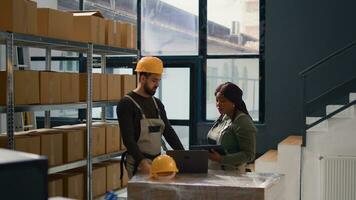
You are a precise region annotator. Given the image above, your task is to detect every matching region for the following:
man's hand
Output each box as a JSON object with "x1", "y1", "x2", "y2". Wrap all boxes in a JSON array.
[
  {"x1": 137, "y1": 159, "x2": 152, "y2": 174},
  {"x1": 208, "y1": 149, "x2": 222, "y2": 162}
]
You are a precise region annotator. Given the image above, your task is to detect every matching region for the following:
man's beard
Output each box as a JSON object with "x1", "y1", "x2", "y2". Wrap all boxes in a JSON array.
[{"x1": 143, "y1": 83, "x2": 156, "y2": 96}]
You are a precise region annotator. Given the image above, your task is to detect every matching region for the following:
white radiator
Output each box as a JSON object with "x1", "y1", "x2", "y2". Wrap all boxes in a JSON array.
[{"x1": 320, "y1": 156, "x2": 356, "y2": 200}]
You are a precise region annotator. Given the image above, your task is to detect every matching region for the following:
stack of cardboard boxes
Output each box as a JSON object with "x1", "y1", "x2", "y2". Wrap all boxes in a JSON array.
[
  {"x1": 0, "y1": 0, "x2": 137, "y2": 48},
  {"x1": 48, "y1": 160, "x2": 129, "y2": 198},
  {"x1": 0, "y1": 71, "x2": 136, "y2": 105}
]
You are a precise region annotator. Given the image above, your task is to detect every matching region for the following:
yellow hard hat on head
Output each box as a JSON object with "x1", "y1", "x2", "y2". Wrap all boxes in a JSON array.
[
  {"x1": 135, "y1": 56, "x2": 163, "y2": 75},
  {"x1": 151, "y1": 154, "x2": 178, "y2": 179}
]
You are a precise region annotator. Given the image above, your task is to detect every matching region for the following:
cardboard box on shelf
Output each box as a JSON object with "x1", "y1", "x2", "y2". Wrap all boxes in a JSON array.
[
  {"x1": 104, "y1": 160, "x2": 122, "y2": 191},
  {"x1": 37, "y1": 8, "x2": 73, "y2": 40},
  {"x1": 120, "y1": 22, "x2": 134, "y2": 49},
  {"x1": 32, "y1": 129, "x2": 63, "y2": 167},
  {"x1": 60, "y1": 72, "x2": 79, "y2": 103},
  {"x1": 0, "y1": 0, "x2": 37, "y2": 34},
  {"x1": 121, "y1": 75, "x2": 136, "y2": 97},
  {"x1": 105, "y1": 19, "x2": 115, "y2": 46},
  {"x1": 58, "y1": 171, "x2": 84, "y2": 199},
  {"x1": 114, "y1": 21, "x2": 122, "y2": 47},
  {"x1": 107, "y1": 74, "x2": 121, "y2": 100},
  {"x1": 54, "y1": 123, "x2": 105, "y2": 157},
  {"x1": 0, "y1": 70, "x2": 40, "y2": 105},
  {"x1": 105, "y1": 123, "x2": 120, "y2": 153},
  {"x1": 132, "y1": 25, "x2": 137, "y2": 49},
  {"x1": 72, "y1": 11, "x2": 105, "y2": 45},
  {"x1": 79, "y1": 73, "x2": 107, "y2": 101},
  {"x1": 25, "y1": 0, "x2": 37, "y2": 35},
  {"x1": 40, "y1": 71, "x2": 61, "y2": 104},
  {"x1": 62, "y1": 129, "x2": 85, "y2": 163},
  {"x1": 93, "y1": 165, "x2": 107, "y2": 197},
  {"x1": 48, "y1": 175, "x2": 63, "y2": 197},
  {"x1": 0, "y1": 131, "x2": 41, "y2": 155}
]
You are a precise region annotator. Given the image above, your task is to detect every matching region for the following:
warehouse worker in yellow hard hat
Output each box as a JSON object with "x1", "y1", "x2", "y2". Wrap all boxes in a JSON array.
[{"x1": 117, "y1": 56, "x2": 184, "y2": 178}]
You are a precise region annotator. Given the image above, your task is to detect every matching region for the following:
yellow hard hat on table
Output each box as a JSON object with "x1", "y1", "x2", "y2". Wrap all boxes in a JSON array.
[
  {"x1": 135, "y1": 56, "x2": 164, "y2": 75},
  {"x1": 151, "y1": 154, "x2": 178, "y2": 179}
]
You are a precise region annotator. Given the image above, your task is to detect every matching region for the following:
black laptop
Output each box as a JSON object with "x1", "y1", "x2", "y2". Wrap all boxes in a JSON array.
[{"x1": 166, "y1": 150, "x2": 208, "y2": 173}]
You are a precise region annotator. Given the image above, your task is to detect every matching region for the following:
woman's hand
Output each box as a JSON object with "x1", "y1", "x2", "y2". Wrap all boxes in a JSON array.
[{"x1": 208, "y1": 149, "x2": 222, "y2": 162}]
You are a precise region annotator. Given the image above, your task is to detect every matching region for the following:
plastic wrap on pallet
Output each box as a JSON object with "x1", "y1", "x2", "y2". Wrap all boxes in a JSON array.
[{"x1": 128, "y1": 170, "x2": 285, "y2": 200}]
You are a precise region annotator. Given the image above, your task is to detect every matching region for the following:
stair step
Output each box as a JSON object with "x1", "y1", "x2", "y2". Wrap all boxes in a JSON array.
[
  {"x1": 350, "y1": 93, "x2": 356, "y2": 102},
  {"x1": 279, "y1": 135, "x2": 302, "y2": 146},
  {"x1": 326, "y1": 105, "x2": 354, "y2": 118},
  {"x1": 257, "y1": 149, "x2": 278, "y2": 162},
  {"x1": 306, "y1": 117, "x2": 328, "y2": 132}
]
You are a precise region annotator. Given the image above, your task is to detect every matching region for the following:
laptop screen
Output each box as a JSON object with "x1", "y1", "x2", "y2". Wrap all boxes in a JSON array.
[{"x1": 166, "y1": 150, "x2": 208, "y2": 173}]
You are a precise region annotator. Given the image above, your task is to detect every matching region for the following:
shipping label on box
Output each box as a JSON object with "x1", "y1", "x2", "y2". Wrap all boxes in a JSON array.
[{"x1": 40, "y1": 71, "x2": 61, "y2": 104}]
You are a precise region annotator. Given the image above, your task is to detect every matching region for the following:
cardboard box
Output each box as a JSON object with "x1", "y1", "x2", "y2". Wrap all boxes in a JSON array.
[
  {"x1": 54, "y1": 123, "x2": 105, "y2": 157},
  {"x1": 0, "y1": 132, "x2": 40, "y2": 154},
  {"x1": 120, "y1": 22, "x2": 134, "y2": 49},
  {"x1": 132, "y1": 25, "x2": 137, "y2": 49},
  {"x1": 48, "y1": 175, "x2": 63, "y2": 197},
  {"x1": 105, "y1": 20, "x2": 122, "y2": 47},
  {"x1": 72, "y1": 11, "x2": 105, "y2": 44},
  {"x1": 37, "y1": 8, "x2": 73, "y2": 40},
  {"x1": 62, "y1": 129, "x2": 85, "y2": 163},
  {"x1": 25, "y1": 0, "x2": 37, "y2": 35},
  {"x1": 105, "y1": 19, "x2": 115, "y2": 46},
  {"x1": 40, "y1": 71, "x2": 61, "y2": 104},
  {"x1": 60, "y1": 72, "x2": 79, "y2": 103},
  {"x1": 0, "y1": 70, "x2": 40, "y2": 105},
  {"x1": 61, "y1": 171, "x2": 84, "y2": 199},
  {"x1": 107, "y1": 74, "x2": 121, "y2": 100},
  {"x1": 33, "y1": 129, "x2": 63, "y2": 167},
  {"x1": 105, "y1": 161, "x2": 121, "y2": 191},
  {"x1": 121, "y1": 75, "x2": 136, "y2": 97},
  {"x1": 79, "y1": 73, "x2": 107, "y2": 101},
  {"x1": 0, "y1": 0, "x2": 26, "y2": 34},
  {"x1": 105, "y1": 123, "x2": 120, "y2": 153},
  {"x1": 93, "y1": 165, "x2": 107, "y2": 197}
]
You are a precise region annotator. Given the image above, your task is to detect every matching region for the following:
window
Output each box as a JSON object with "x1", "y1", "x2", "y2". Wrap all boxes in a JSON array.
[
  {"x1": 206, "y1": 59, "x2": 260, "y2": 121},
  {"x1": 207, "y1": 0, "x2": 260, "y2": 55},
  {"x1": 155, "y1": 68, "x2": 190, "y2": 120},
  {"x1": 141, "y1": 0, "x2": 199, "y2": 55}
]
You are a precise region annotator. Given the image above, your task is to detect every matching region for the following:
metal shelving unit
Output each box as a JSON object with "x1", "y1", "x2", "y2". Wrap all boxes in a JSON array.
[
  {"x1": 0, "y1": 101, "x2": 119, "y2": 113},
  {"x1": 1, "y1": 31, "x2": 136, "y2": 199},
  {"x1": 48, "y1": 151, "x2": 123, "y2": 174}
]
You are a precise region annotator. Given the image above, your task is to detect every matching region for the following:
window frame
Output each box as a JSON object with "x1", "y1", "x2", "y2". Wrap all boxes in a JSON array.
[{"x1": 201, "y1": 0, "x2": 265, "y2": 124}]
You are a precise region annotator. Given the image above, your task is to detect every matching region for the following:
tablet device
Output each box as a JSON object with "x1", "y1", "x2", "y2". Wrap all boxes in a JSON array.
[
  {"x1": 190, "y1": 144, "x2": 226, "y2": 155},
  {"x1": 166, "y1": 150, "x2": 208, "y2": 173}
]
